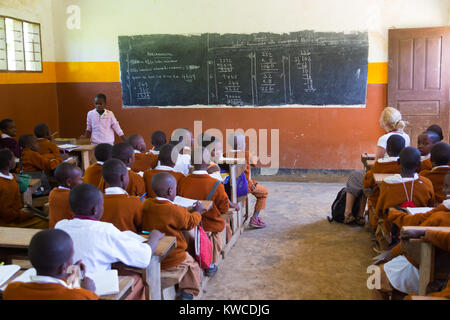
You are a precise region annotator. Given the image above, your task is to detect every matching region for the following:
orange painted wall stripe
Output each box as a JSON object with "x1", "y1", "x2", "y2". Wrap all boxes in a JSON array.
[
  {"x1": 0, "y1": 61, "x2": 387, "y2": 85},
  {"x1": 0, "y1": 62, "x2": 56, "y2": 84},
  {"x1": 55, "y1": 62, "x2": 120, "y2": 83},
  {"x1": 367, "y1": 62, "x2": 388, "y2": 84}
]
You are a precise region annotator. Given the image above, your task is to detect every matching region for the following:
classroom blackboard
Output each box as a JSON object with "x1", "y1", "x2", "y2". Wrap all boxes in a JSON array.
[{"x1": 118, "y1": 31, "x2": 368, "y2": 107}]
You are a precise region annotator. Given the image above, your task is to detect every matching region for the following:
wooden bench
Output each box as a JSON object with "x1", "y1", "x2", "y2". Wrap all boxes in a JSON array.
[
  {"x1": 160, "y1": 266, "x2": 189, "y2": 300},
  {"x1": 401, "y1": 226, "x2": 450, "y2": 296}
]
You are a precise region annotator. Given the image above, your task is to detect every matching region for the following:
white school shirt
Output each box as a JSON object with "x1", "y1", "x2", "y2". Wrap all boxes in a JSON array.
[
  {"x1": 55, "y1": 218, "x2": 151, "y2": 274},
  {"x1": 377, "y1": 131, "x2": 410, "y2": 150}
]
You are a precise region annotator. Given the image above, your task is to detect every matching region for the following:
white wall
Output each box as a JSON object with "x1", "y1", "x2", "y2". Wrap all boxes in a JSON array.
[
  {"x1": 50, "y1": 0, "x2": 450, "y2": 62},
  {"x1": 0, "y1": 0, "x2": 56, "y2": 61}
]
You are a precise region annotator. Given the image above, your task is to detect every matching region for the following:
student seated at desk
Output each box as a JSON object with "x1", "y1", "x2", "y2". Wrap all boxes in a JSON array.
[
  {"x1": 18, "y1": 134, "x2": 65, "y2": 173},
  {"x1": 128, "y1": 134, "x2": 158, "y2": 173},
  {"x1": 372, "y1": 210, "x2": 450, "y2": 300},
  {"x1": 387, "y1": 172, "x2": 450, "y2": 230},
  {"x1": 98, "y1": 142, "x2": 146, "y2": 198},
  {"x1": 49, "y1": 163, "x2": 83, "y2": 228},
  {"x1": 375, "y1": 147, "x2": 435, "y2": 248},
  {"x1": 55, "y1": 184, "x2": 164, "y2": 300},
  {"x1": 417, "y1": 131, "x2": 441, "y2": 172},
  {"x1": 34, "y1": 123, "x2": 60, "y2": 160},
  {"x1": 228, "y1": 133, "x2": 268, "y2": 228},
  {"x1": 3, "y1": 229, "x2": 98, "y2": 300},
  {"x1": 100, "y1": 159, "x2": 143, "y2": 233},
  {"x1": 419, "y1": 142, "x2": 450, "y2": 204},
  {"x1": 403, "y1": 228, "x2": 450, "y2": 299},
  {"x1": 0, "y1": 118, "x2": 20, "y2": 158},
  {"x1": 83, "y1": 143, "x2": 112, "y2": 187},
  {"x1": 171, "y1": 128, "x2": 194, "y2": 175},
  {"x1": 142, "y1": 172, "x2": 204, "y2": 300},
  {"x1": 177, "y1": 146, "x2": 230, "y2": 277},
  {"x1": 427, "y1": 124, "x2": 444, "y2": 143},
  {"x1": 0, "y1": 149, "x2": 48, "y2": 228},
  {"x1": 363, "y1": 135, "x2": 405, "y2": 228},
  {"x1": 150, "y1": 130, "x2": 167, "y2": 157},
  {"x1": 143, "y1": 144, "x2": 185, "y2": 198}
]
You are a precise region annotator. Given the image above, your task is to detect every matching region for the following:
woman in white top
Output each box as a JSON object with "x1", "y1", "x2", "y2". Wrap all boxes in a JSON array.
[
  {"x1": 342, "y1": 107, "x2": 410, "y2": 225},
  {"x1": 375, "y1": 107, "x2": 410, "y2": 160}
]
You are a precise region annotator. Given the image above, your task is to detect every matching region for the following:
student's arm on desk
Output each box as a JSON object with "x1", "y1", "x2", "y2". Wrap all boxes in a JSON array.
[{"x1": 144, "y1": 230, "x2": 165, "y2": 255}]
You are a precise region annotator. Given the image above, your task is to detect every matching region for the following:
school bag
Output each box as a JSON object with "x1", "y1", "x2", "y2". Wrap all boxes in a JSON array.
[
  {"x1": 327, "y1": 187, "x2": 361, "y2": 223},
  {"x1": 194, "y1": 180, "x2": 221, "y2": 269}
]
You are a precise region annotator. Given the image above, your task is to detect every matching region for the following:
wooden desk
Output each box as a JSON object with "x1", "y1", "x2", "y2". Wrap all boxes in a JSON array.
[
  {"x1": 113, "y1": 235, "x2": 176, "y2": 300},
  {"x1": 100, "y1": 276, "x2": 134, "y2": 300},
  {"x1": 217, "y1": 157, "x2": 246, "y2": 203},
  {"x1": 401, "y1": 226, "x2": 450, "y2": 296},
  {"x1": 71, "y1": 145, "x2": 96, "y2": 171},
  {"x1": 22, "y1": 179, "x2": 41, "y2": 207},
  {"x1": 374, "y1": 173, "x2": 394, "y2": 185},
  {"x1": 0, "y1": 227, "x2": 40, "y2": 263}
]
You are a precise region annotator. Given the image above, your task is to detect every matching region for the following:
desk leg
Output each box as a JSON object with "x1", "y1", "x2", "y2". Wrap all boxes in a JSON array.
[
  {"x1": 418, "y1": 242, "x2": 435, "y2": 296},
  {"x1": 81, "y1": 151, "x2": 90, "y2": 171},
  {"x1": 230, "y1": 164, "x2": 237, "y2": 203},
  {"x1": 147, "y1": 255, "x2": 161, "y2": 300}
]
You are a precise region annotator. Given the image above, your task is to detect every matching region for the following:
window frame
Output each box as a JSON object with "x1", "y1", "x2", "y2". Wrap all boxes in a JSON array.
[{"x1": 0, "y1": 15, "x2": 43, "y2": 73}]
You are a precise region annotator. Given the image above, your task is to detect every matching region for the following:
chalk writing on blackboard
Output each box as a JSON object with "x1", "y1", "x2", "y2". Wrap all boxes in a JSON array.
[{"x1": 118, "y1": 31, "x2": 368, "y2": 107}]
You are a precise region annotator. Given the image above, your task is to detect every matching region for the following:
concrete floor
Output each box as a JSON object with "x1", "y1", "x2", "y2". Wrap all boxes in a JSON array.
[{"x1": 201, "y1": 182, "x2": 375, "y2": 300}]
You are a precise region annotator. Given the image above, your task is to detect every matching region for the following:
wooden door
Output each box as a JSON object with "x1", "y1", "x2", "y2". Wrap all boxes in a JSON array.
[{"x1": 388, "y1": 27, "x2": 450, "y2": 145}]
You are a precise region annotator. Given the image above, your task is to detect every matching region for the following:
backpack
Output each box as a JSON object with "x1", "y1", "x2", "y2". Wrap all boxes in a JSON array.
[
  {"x1": 327, "y1": 187, "x2": 361, "y2": 223},
  {"x1": 194, "y1": 180, "x2": 221, "y2": 269}
]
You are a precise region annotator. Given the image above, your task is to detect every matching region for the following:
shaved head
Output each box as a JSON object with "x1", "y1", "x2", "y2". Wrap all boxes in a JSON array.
[
  {"x1": 102, "y1": 159, "x2": 128, "y2": 186},
  {"x1": 112, "y1": 142, "x2": 134, "y2": 164},
  {"x1": 151, "y1": 172, "x2": 176, "y2": 197},
  {"x1": 427, "y1": 125, "x2": 443, "y2": 141},
  {"x1": 28, "y1": 229, "x2": 73, "y2": 275},
  {"x1": 151, "y1": 131, "x2": 167, "y2": 148},
  {"x1": 430, "y1": 142, "x2": 450, "y2": 166},
  {"x1": 399, "y1": 147, "x2": 421, "y2": 171},
  {"x1": 386, "y1": 134, "x2": 405, "y2": 157},
  {"x1": 94, "y1": 143, "x2": 113, "y2": 162},
  {"x1": 159, "y1": 144, "x2": 178, "y2": 166},
  {"x1": 54, "y1": 163, "x2": 82, "y2": 186},
  {"x1": 69, "y1": 184, "x2": 103, "y2": 216},
  {"x1": 34, "y1": 123, "x2": 50, "y2": 139}
]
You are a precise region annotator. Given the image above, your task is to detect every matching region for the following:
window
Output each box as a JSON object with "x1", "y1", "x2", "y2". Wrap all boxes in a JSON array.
[{"x1": 0, "y1": 16, "x2": 42, "y2": 72}]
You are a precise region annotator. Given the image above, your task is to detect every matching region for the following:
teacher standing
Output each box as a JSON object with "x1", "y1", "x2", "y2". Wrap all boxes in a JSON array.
[{"x1": 79, "y1": 93, "x2": 126, "y2": 145}]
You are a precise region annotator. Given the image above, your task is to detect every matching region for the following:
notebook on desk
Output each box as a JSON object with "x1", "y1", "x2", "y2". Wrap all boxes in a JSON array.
[
  {"x1": 86, "y1": 270, "x2": 119, "y2": 296},
  {"x1": 0, "y1": 265, "x2": 20, "y2": 288}
]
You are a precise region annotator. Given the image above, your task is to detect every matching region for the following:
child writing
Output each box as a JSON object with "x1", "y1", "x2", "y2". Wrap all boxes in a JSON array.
[
  {"x1": 177, "y1": 146, "x2": 230, "y2": 277},
  {"x1": 55, "y1": 183, "x2": 164, "y2": 300},
  {"x1": 80, "y1": 93, "x2": 126, "y2": 145},
  {"x1": 142, "y1": 172, "x2": 204, "y2": 300},
  {"x1": 3, "y1": 229, "x2": 98, "y2": 300}
]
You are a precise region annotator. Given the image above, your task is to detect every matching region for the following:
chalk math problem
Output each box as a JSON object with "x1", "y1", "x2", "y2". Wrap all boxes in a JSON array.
[{"x1": 118, "y1": 31, "x2": 368, "y2": 107}]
